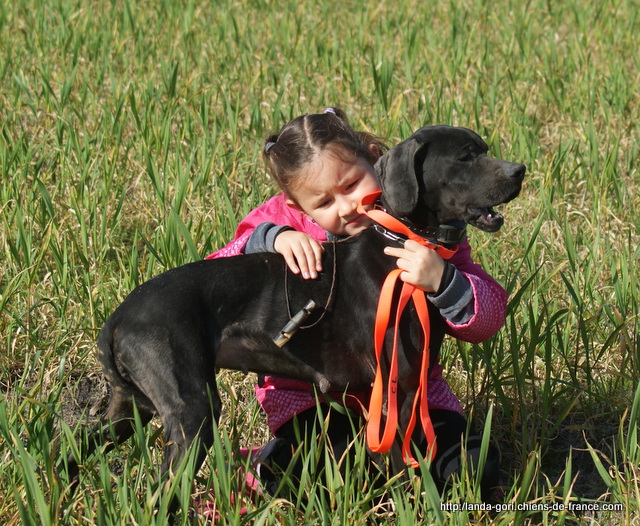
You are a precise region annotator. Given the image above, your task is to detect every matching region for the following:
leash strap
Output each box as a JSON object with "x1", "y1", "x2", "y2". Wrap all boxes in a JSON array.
[
  {"x1": 361, "y1": 190, "x2": 458, "y2": 467},
  {"x1": 366, "y1": 270, "x2": 435, "y2": 467},
  {"x1": 401, "y1": 285, "x2": 436, "y2": 466},
  {"x1": 366, "y1": 268, "x2": 403, "y2": 454}
]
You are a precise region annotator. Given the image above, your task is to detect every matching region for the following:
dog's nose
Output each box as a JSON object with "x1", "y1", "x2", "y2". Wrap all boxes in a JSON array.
[{"x1": 509, "y1": 163, "x2": 526, "y2": 180}]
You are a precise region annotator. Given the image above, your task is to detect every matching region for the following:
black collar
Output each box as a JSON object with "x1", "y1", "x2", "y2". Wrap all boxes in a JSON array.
[
  {"x1": 394, "y1": 217, "x2": 467, "y2": 245},
  {"x1": 372, "y1": 222, "x2": 466, "y2": 249},
  {"x1": 371, "y1": 200, "x2": 467, "y2": 246}
]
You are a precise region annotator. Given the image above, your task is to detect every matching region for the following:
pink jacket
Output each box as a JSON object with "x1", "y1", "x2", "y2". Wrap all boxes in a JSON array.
[{"x1": 207, "y1": 194, "x2": 507, "y2": 433}]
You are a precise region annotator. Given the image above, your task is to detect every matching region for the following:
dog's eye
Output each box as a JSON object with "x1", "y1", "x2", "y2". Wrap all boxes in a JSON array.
[{"x1": 458, "y1": 153, "x2": 475, "y2": 162}]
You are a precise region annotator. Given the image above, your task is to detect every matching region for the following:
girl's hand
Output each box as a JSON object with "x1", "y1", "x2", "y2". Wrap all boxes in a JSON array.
[
  {"x1": 383, "y1": 239, "x2": 445, "y2": 292},
  {"x1": 274, "y1": 230, "x2": 324, "y2": 279}
]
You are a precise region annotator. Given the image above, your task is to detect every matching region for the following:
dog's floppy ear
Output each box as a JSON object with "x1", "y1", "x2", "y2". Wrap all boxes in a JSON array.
[{"x1": 374, "y1": 134, "x2": 426, "y2": 217}]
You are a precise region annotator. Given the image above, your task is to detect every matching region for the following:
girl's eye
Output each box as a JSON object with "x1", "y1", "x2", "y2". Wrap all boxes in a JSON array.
[
  {"x1": 346, "y1": 178, "x2": 361, "y2": 191},
  {"x1": 318, "y1": 198, "x2": 332, "y2": 208}
]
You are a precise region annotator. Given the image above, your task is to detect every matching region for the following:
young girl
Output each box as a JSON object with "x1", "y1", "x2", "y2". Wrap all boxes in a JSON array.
[{"x1": 207, "y1": 108, "x2": 504, "y2": 501}]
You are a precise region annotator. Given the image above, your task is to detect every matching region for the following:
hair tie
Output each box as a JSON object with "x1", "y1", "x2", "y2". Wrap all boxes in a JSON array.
[
  {"x1": 264, "y1": 141, "x2": 276, "y2": 154},
  {"x1": 323, "y1": 107, "x2": 337, "y2": 115}
]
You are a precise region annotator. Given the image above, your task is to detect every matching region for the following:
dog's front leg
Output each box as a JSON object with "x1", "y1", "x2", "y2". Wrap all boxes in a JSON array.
[{"x1": 215, "y1": 325, "x2": 331, "y2": 392}]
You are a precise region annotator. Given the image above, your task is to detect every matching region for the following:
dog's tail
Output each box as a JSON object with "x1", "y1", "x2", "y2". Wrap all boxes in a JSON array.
[
  {"x1": 96, "y1": 322, "x2": 126, "y2": 392},
  {"x1": 65, "y1": 320, "x2": 155, "y2": 490},
  {"x1": 95, "y1": 319, "x2": 156, "y2": 416}
]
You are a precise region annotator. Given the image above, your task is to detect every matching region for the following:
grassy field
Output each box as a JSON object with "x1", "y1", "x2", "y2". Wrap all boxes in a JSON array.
[{"x1": 1, "y1": 0, "x2": 639, "y2": 523}]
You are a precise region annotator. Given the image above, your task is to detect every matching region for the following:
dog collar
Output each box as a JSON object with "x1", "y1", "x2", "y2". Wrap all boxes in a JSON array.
[
  {"x1": 393, "y1": 217, "x2": 467, "y2": 245},
  {"x1": 358, "y1": 191, "x2": 462, "y2": 259}
]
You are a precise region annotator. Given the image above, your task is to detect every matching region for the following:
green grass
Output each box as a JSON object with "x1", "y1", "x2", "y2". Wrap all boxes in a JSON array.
[{"x1": 1, "y1": 0, "x2": 639, "y2": 523}]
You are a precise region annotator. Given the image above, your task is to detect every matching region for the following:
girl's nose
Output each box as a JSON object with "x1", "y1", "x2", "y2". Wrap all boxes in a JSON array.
[{"x1": 337, "y1": 196, "x2": 357, "y2": 217}]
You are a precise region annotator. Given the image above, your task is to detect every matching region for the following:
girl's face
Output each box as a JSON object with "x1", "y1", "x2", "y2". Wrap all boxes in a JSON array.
[{"x1": 288, "y1": 147, "x2": 380, "y2": 237}]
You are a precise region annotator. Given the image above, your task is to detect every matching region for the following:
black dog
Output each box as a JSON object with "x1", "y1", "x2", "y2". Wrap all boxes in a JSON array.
[{"x1": 67, "y1": 125, "x2": 525, "y2": 506}]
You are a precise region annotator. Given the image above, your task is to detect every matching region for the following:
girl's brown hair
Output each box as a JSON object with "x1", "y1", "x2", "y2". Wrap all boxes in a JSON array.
[{"x1": 263, "y1": 107, "x2": 388, "y2": 196}]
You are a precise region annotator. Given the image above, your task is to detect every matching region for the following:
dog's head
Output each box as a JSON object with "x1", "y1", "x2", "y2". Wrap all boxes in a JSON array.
[{"x1": 375, "y1": 125, "x2": 525, "y2": 233}]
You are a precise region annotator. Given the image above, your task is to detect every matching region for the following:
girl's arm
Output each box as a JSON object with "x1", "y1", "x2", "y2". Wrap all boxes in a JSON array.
[
  {"x1": 384, "y1": 238, "x2": 507, "y2": 344},
  {"x1": 241, "y1": 224, "x2": 325, "y2": 279},
  {"x1": 437, "y1": 240, "x2": 508, "y2": 344},
  {"x1": 205, "y1": 193, "x2": 326, "y2": 260}
]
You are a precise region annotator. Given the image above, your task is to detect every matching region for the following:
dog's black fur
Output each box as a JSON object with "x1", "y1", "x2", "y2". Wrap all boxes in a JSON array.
[{"x1": 66, "y1": 125, "x2": 525, "y2": 506}]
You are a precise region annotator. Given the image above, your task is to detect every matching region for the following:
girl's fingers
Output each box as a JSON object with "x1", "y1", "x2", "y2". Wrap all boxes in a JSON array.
[
  {"x1": 383, "y1": 240, "x2": 445, "y2": 292},
  {"x1": 293, "y1": 240, "x2": 324, "y2": 279},
  {"x1": 276, "y1": 232, "x2": 324, "y2": 279},
  {"x1": 283, "y1": 252, "x2": 301, "y2": 275},
  {"x1": 313, "y1": 242, "x2": 325, "y2": 272}
]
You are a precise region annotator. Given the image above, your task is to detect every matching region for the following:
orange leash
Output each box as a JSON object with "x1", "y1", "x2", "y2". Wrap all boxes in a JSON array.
[{"x1": 360, "y1": 191, "x2": 457, "y2": 467}]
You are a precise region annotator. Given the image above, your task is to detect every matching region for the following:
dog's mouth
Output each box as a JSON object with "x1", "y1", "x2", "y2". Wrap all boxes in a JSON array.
[
  {"x1": 464, "y1": 183, "x2": 523, "y2": 232},
  {"x1": 466, "y1": 206, "x2": 504, "y2": 232}
]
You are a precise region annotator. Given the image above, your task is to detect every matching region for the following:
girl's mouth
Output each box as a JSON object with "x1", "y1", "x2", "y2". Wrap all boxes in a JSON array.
[
  {"x1": 346, "y1": 215, "x2": 372, "y2": 232},
  {"x1": 346, "y1": 214, "x2": 366, "y2": 226}
]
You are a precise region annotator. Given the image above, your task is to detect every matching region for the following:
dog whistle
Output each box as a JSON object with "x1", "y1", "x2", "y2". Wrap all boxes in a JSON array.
[{"x1": 273, "y1": 299, "x2": 318, "y2": 348}]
